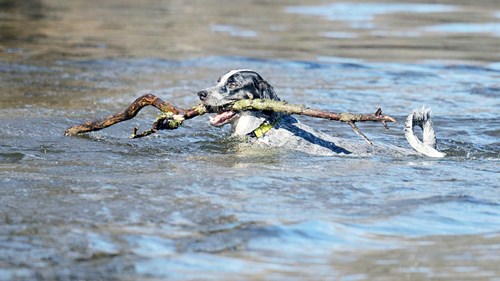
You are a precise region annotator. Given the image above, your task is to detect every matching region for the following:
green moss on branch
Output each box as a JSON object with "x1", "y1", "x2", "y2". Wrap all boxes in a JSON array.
[{"x1": 65, "y1": 95, "x2": 396, "y2": 142}]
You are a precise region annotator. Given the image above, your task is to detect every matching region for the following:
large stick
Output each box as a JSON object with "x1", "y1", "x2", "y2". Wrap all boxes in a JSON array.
[
  {"x1": 64, "y1": 94, "x2": 205, "y2": 137},
  {"x1": 231, "y1": 99, "x2": 396, "y2": 145},
  {"x1": 65, "y1": 94, "x2": 396, "y2": 144},
  {"x1": 65, "y1": 94, "x2": 174, "y2": 136},
  {"x1": 232, "y1": 99, "x2": 395, "y2": 123}
]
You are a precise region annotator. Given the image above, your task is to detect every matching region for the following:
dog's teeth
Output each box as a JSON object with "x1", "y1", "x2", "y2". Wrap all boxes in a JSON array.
[{"x1": 209, "y1": 116, "x2": 214, "y2": 122}]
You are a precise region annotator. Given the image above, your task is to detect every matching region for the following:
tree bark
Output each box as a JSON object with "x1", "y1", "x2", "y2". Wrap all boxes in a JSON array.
[
  {"x1": 231, "y1": 99, "x2": 396, "y2": 124},
  {"x1": 65, "y1": 94, "x2": 396, "y2": 144},
  {"x1": 64, "y1": 94, "x2": 177, "y2": 136}
]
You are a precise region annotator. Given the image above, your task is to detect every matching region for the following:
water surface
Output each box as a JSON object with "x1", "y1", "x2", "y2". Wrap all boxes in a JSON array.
[{"x1": 1, "y1": 0, "x2": 499, "y2": 280}]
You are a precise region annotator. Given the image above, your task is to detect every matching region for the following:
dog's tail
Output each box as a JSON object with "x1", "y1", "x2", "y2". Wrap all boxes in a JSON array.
[{"x1": 404, "y1": 107, "x2": 446, "y2": 158}]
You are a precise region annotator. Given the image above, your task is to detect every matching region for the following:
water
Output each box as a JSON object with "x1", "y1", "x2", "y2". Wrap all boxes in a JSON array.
[{"x1": 1, "y1": 0, "x2": 499, "y2": 280}]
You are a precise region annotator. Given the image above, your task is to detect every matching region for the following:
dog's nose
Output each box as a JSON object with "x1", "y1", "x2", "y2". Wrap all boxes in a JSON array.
[{"x1": 197, "y1": 90, "x2": 208, "y2": 101}]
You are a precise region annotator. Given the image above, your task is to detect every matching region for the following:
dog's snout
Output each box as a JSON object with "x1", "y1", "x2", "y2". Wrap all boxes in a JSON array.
[{"x1": 198, "y1": 90, "x2": 208, "y2": 101}]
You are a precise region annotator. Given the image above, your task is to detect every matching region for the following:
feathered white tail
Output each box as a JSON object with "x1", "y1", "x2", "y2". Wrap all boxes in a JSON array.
[{"x1": 405, "y1": 107, "x2": 446, "y2": 158}]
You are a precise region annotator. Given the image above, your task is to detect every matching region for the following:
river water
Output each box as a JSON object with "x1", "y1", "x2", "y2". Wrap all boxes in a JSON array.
[{"x1": 1, "y1": 0, "x2": 499, "y2": 280}]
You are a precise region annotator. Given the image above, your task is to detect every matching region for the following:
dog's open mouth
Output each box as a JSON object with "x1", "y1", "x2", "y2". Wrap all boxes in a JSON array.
[{"x1": 209, "y1": 110, "x2": 238, "y2": 127}]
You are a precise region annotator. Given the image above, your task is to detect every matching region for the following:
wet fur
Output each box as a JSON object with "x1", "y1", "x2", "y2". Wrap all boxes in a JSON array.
[{"x1": 198, "y1": 69, "x2": 445, "y2": 157}]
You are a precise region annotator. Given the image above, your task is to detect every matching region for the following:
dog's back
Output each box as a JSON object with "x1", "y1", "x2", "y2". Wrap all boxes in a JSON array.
[
  {"x1": 199, "y1": 69, "x2": 445, "y2": 158},
  {"x1": 249, "y1": 115, "x2": 414, "y2": 157}
]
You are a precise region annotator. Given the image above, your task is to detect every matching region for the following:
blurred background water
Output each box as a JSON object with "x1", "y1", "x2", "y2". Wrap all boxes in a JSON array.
[{"x1": 0, "y1": 0, "x2": 499, "y2": 280}]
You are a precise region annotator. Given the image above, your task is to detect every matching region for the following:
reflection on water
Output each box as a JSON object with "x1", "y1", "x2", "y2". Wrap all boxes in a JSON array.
[
  {"x1": 1, "y1": 0, "x2": 500, "y2": 62},
  {"x1": 285, "y1": 3, "x2": 458, "y2": 25},
  {"x1": 211, "y1": 25, "x2": 258, "y2": 38},
  {"x1": 424, "y1": 22, "x2": 500, "y2": 37},
  {"x1": 1, "y1": 0, "x2": 499, "y2": 280}
]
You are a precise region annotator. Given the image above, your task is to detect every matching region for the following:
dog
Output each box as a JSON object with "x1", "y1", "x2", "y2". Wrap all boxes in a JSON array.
[{"x1": 197, "y1": 69, "x2": 445, "y2": 157}]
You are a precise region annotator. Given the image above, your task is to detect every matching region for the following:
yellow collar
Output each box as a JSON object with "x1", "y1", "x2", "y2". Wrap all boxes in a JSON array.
[{"x1": 251, "y1": 117, "x2": 281, "y2": 138}]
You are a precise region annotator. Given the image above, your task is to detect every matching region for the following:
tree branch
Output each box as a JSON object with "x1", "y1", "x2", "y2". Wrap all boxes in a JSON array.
[
  {"x1": 129, "y1": 104, "x2": 206, "y2": 139},
  {"x1": 231, "y1": 99, "x2": 396, "y2": 145},
  {"x1": 64, "y1": 94, "x2": 179, "y2": 136},
  {"x1": 65, "y1": 94, "x2": 396, "y2": 144},
  {"x1": 231, "y1": 99, "x2": 396, "y2": 124}
]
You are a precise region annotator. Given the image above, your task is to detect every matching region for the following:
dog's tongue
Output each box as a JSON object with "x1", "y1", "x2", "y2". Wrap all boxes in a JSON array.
[{"x1": 209, "y1": 111, "x2": 237, "y2": 127}]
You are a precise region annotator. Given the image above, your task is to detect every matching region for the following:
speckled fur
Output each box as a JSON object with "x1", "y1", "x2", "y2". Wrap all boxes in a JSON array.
[{"x1": 199, "y1": 69, "x2": 444, "y2": 157}]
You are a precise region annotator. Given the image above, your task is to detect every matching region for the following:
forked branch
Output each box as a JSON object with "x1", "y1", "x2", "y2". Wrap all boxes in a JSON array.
[
  {"x1": 64, "y1": 94, "x2": 206, "y2": 137},
  {"x1": 231, "y1": 99, "x2": 396, "y2": 145},
  {"x1": 65, "y1": 94, "x2": 396, "y2": 144}
]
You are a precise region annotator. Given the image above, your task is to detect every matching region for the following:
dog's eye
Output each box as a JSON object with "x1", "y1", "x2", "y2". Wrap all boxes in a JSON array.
[{"x1": 227, "y1": 82, "x2": 239, "y2": 89}]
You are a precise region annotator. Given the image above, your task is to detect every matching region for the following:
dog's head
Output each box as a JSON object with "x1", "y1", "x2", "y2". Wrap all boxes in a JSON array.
[{"x1": 197, "y1": 69, "x2": 280, "y2": 131}]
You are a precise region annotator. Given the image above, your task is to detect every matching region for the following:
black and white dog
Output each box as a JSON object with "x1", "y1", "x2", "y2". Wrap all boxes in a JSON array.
[{"x1": 197, "y1": 69, "x2": 445, "y2": 157}]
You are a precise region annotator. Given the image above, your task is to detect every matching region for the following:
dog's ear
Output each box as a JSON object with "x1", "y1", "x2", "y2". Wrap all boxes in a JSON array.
[{"x1": 257, "y1": 80, "x2": 279, "y2": 100}]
